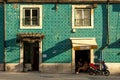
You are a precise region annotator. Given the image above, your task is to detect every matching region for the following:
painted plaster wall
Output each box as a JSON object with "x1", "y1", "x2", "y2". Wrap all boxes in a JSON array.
[{"x1": 4, "y1": 3, "x2": 120, "y2": 64}]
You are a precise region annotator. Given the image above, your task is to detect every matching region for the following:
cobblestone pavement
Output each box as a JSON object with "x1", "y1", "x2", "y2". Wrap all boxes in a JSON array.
[{"x1": 0, "y1": 72, "x2": 120, "y2": 80}]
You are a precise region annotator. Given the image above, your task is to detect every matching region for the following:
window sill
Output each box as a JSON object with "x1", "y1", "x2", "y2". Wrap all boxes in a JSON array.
[
  {"x1": 20, "y1": 26, "x2": 42, "y2": 29},
  {"x1": 72, "y1": 26, "x2": 94, "y2": 29}
]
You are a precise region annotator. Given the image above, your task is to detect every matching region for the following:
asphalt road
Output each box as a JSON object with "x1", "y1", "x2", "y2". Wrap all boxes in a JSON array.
[{"x1": 0, "y1": 72, "x2": 120, "y2": 80}]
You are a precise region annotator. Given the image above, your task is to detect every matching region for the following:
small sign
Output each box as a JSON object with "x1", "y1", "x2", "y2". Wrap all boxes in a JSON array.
[
  {"x1": 74, "y1": 46, "x2": 91, "y2": 50},
  {"x1": 43, "y1": 54, "x2": 47, "y2": 58},
  {"x1": 80, "y1": 46, "x2": 90, "y2": 50}
]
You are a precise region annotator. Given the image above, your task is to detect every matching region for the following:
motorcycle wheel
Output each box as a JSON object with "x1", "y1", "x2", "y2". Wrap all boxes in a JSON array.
[
  {"x1": 104, "y1": 70, "x2": 110, "y2": 76},
  {"x1": 88, "y1": 68, "x2": 94, "y2": 75}
]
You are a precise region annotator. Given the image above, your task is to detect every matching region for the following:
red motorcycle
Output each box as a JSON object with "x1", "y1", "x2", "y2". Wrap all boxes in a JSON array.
[{"x1": 88, "y1": 61, "x2": 110, "y2": 76}]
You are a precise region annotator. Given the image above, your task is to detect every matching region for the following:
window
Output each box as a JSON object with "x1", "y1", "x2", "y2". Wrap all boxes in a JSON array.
[
  {"x1": 72, "y1": 5, "x2": 94, "y2": 29},
  {"x1": 20, "y1": 5, "x2": 42, "y2": 29}
]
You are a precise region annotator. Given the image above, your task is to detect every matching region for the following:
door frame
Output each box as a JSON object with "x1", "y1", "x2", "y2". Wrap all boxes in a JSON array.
[
  {"x1": 19, "y1": 41, "x2": 42, "y2": 71},
  {"x1": 71, "y1": 48, "x2": 94, "y2": 73}
]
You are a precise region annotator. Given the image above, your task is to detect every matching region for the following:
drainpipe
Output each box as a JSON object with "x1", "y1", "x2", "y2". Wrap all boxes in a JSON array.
[
  {"x1": 3, "y1": 0, "x2": 6, "y2": 71},
  {"x1": 100, "y1": 0, "x2": 110, "y2": 59},
  {"x1": 100, "y1": 0, "x2": 110, "y2": 70},
  {"x1": 106, "y1": 0, "x2": 110, "y2": 45}
]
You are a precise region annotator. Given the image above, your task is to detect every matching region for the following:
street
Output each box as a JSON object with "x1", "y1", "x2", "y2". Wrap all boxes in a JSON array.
[{"x1": 0, "y1": 72, "x2": 120, "y2": 80}]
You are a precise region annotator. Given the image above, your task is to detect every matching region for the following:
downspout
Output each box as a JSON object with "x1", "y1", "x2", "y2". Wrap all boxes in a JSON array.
[
  {"x1": 99, "y1": 0, "x2": 110, "y2": 70},
  {"x1": 100, "y1": 0, "x2": 109, "y2": 69},
  {"x1": 106, "y1": 0, "x2": 110, "y2": 45},
  {"x1": 3, "y1": 0, "x2": 6, "y2": 71}
]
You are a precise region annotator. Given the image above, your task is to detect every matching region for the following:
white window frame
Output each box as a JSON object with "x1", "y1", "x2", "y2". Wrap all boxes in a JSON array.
[
  {"x1": 20, "y1": 5, "x2": 42, "y2": 29},
  {"x1": 72, "y1": 5, "x2": 94, "y2": 29}
]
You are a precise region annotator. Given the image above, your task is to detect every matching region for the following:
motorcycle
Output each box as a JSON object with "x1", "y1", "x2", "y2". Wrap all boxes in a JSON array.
[{"x1": 88, "y1": 61, "x2": 110, "y2": 76}]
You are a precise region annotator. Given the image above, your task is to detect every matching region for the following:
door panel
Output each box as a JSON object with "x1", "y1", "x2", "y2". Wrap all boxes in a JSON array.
[{"x1": 32, "y1": 47, "x2": 39, "y2": 71}]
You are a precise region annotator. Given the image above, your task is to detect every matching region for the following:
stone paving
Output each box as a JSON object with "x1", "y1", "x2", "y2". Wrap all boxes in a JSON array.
[{"x1": 0, "y1": 71, "x2": 120, "y2": 80}]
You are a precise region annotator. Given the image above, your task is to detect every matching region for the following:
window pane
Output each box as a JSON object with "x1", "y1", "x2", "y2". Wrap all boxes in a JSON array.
[
  {"x1": 84, "y1": 9, "x2": 91, "y2": 19},
  {"x1": 75, "y1": 9, "x2": 82, "y2": 19},
  {"x1": 74, "y1": 9, "x2": 83, "y2": 26},
  {"x1": 32, "y1": 9, "x2": 37, "y2": 16},
  {"x1": 24, "y1": 9, "x2": 30, "y2": 25},
  {"x1": 32, "y1": 9, "x2": 39, "y2": 26},
  {"x1": 84, "y1": 19, "x2": 91, "y2": 26},
  {"x1": 75, "y1": 19, "x2": 83, "y2": 26},
  {"x1": 84, "y1": 9, "x2": 91, "y2": 26}
]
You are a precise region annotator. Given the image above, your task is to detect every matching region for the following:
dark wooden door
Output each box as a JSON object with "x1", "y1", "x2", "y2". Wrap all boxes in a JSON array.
[{"x1": 32, "y1": 47, "x2": 39, "y2": 71}]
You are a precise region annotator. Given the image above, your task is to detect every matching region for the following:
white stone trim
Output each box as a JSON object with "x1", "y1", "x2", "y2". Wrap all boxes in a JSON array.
[
  {"x1": 106, "y1": 63, "x2": 120, "y2": 74},
  {"x1": 6, "y1": 63, "x2": 20, "y2": 71},
  {"x1": 20, "y1": 41, "x2": 42, "y2": 71},
  {"x1": 72, "y1": 5, "x2": 94, "y2": 29},
  {"x1": 70, "y1": 37, "x2": 97, "y2": 48},
  {"x1": 39, "y1": 41, "x2": 42, "y2": 71},
  {"x1": 20, "y1": 5, "x2": 42, "y2": 29},
  {"x1": 0, "y1": 64, "x2": 4, "y2": 71},
  {"x1": 71, "y1": 47, "x2": 75, "y2": 73},
  {"x1": 72, "y1": 48, "x2": 95, "y2": 73},
  {"x1": 90, "y1": 49, "x2": 94, "y2": 63},
  {"x1": 19, "y1": 42, "x2": 23, "y2": 71},
  {"x1": 4, "y1": 63, "x2": 120, "y2": 74},
  {"x1": 40, "y1": 63, "x2": 72, "y2": 73}
]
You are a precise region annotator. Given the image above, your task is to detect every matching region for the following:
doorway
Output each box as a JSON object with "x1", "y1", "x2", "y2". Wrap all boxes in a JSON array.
[
  {"x1": 75, "y1": 50, "x2": 90, "y2": 72},
  {"x1": 23, "y1": 42, "x2": 39, "y2": 71}
]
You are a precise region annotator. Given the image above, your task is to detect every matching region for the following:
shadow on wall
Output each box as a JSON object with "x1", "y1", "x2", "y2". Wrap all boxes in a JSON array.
[
  {"x1": 43, "y1": 39, "x2": 72, "y2": 62},
  {"x1": 5, "y1": 38, "x2": 20, "y2": 63},
  {"x1": 112, "y1": 4, "x2": 120, "y2": 11},
  {"x1": 6, "y1": 38, "x2": 19, "y2": 52},
  {"x1": 111, "y1": 4, "x2": 120, "y2": 48},
  {"x1": 95, "y1": 4, "x2": 120, "y2": 62},
  {"x1": 108, "y1": 39, "x2": 120, "y2": 48},
  {"x1": 94, "y1": 4, "x2": 108, "y2": 62},
  {"x1": 6, "y1": 57, "x2": 20, "y2": 63}
]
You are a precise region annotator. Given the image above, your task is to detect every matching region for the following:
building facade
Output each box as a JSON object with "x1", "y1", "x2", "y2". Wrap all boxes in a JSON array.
[{"x1": 0, "y1": 0, "x2": 120, "y2": 74}]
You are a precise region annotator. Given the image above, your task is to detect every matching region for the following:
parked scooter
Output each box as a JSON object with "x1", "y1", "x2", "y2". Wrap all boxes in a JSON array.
[{"x1": 88, "y1": 61, "x2": 110, "y2": 76}]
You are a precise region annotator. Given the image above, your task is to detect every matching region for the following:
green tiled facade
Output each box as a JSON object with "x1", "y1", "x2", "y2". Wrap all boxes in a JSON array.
[
  {"x1": 0, "y1": 3, "x2": 120, "y2": 65},
  {"x1": 0, "y1": 4, "x2": 4, "y2": 63}
]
